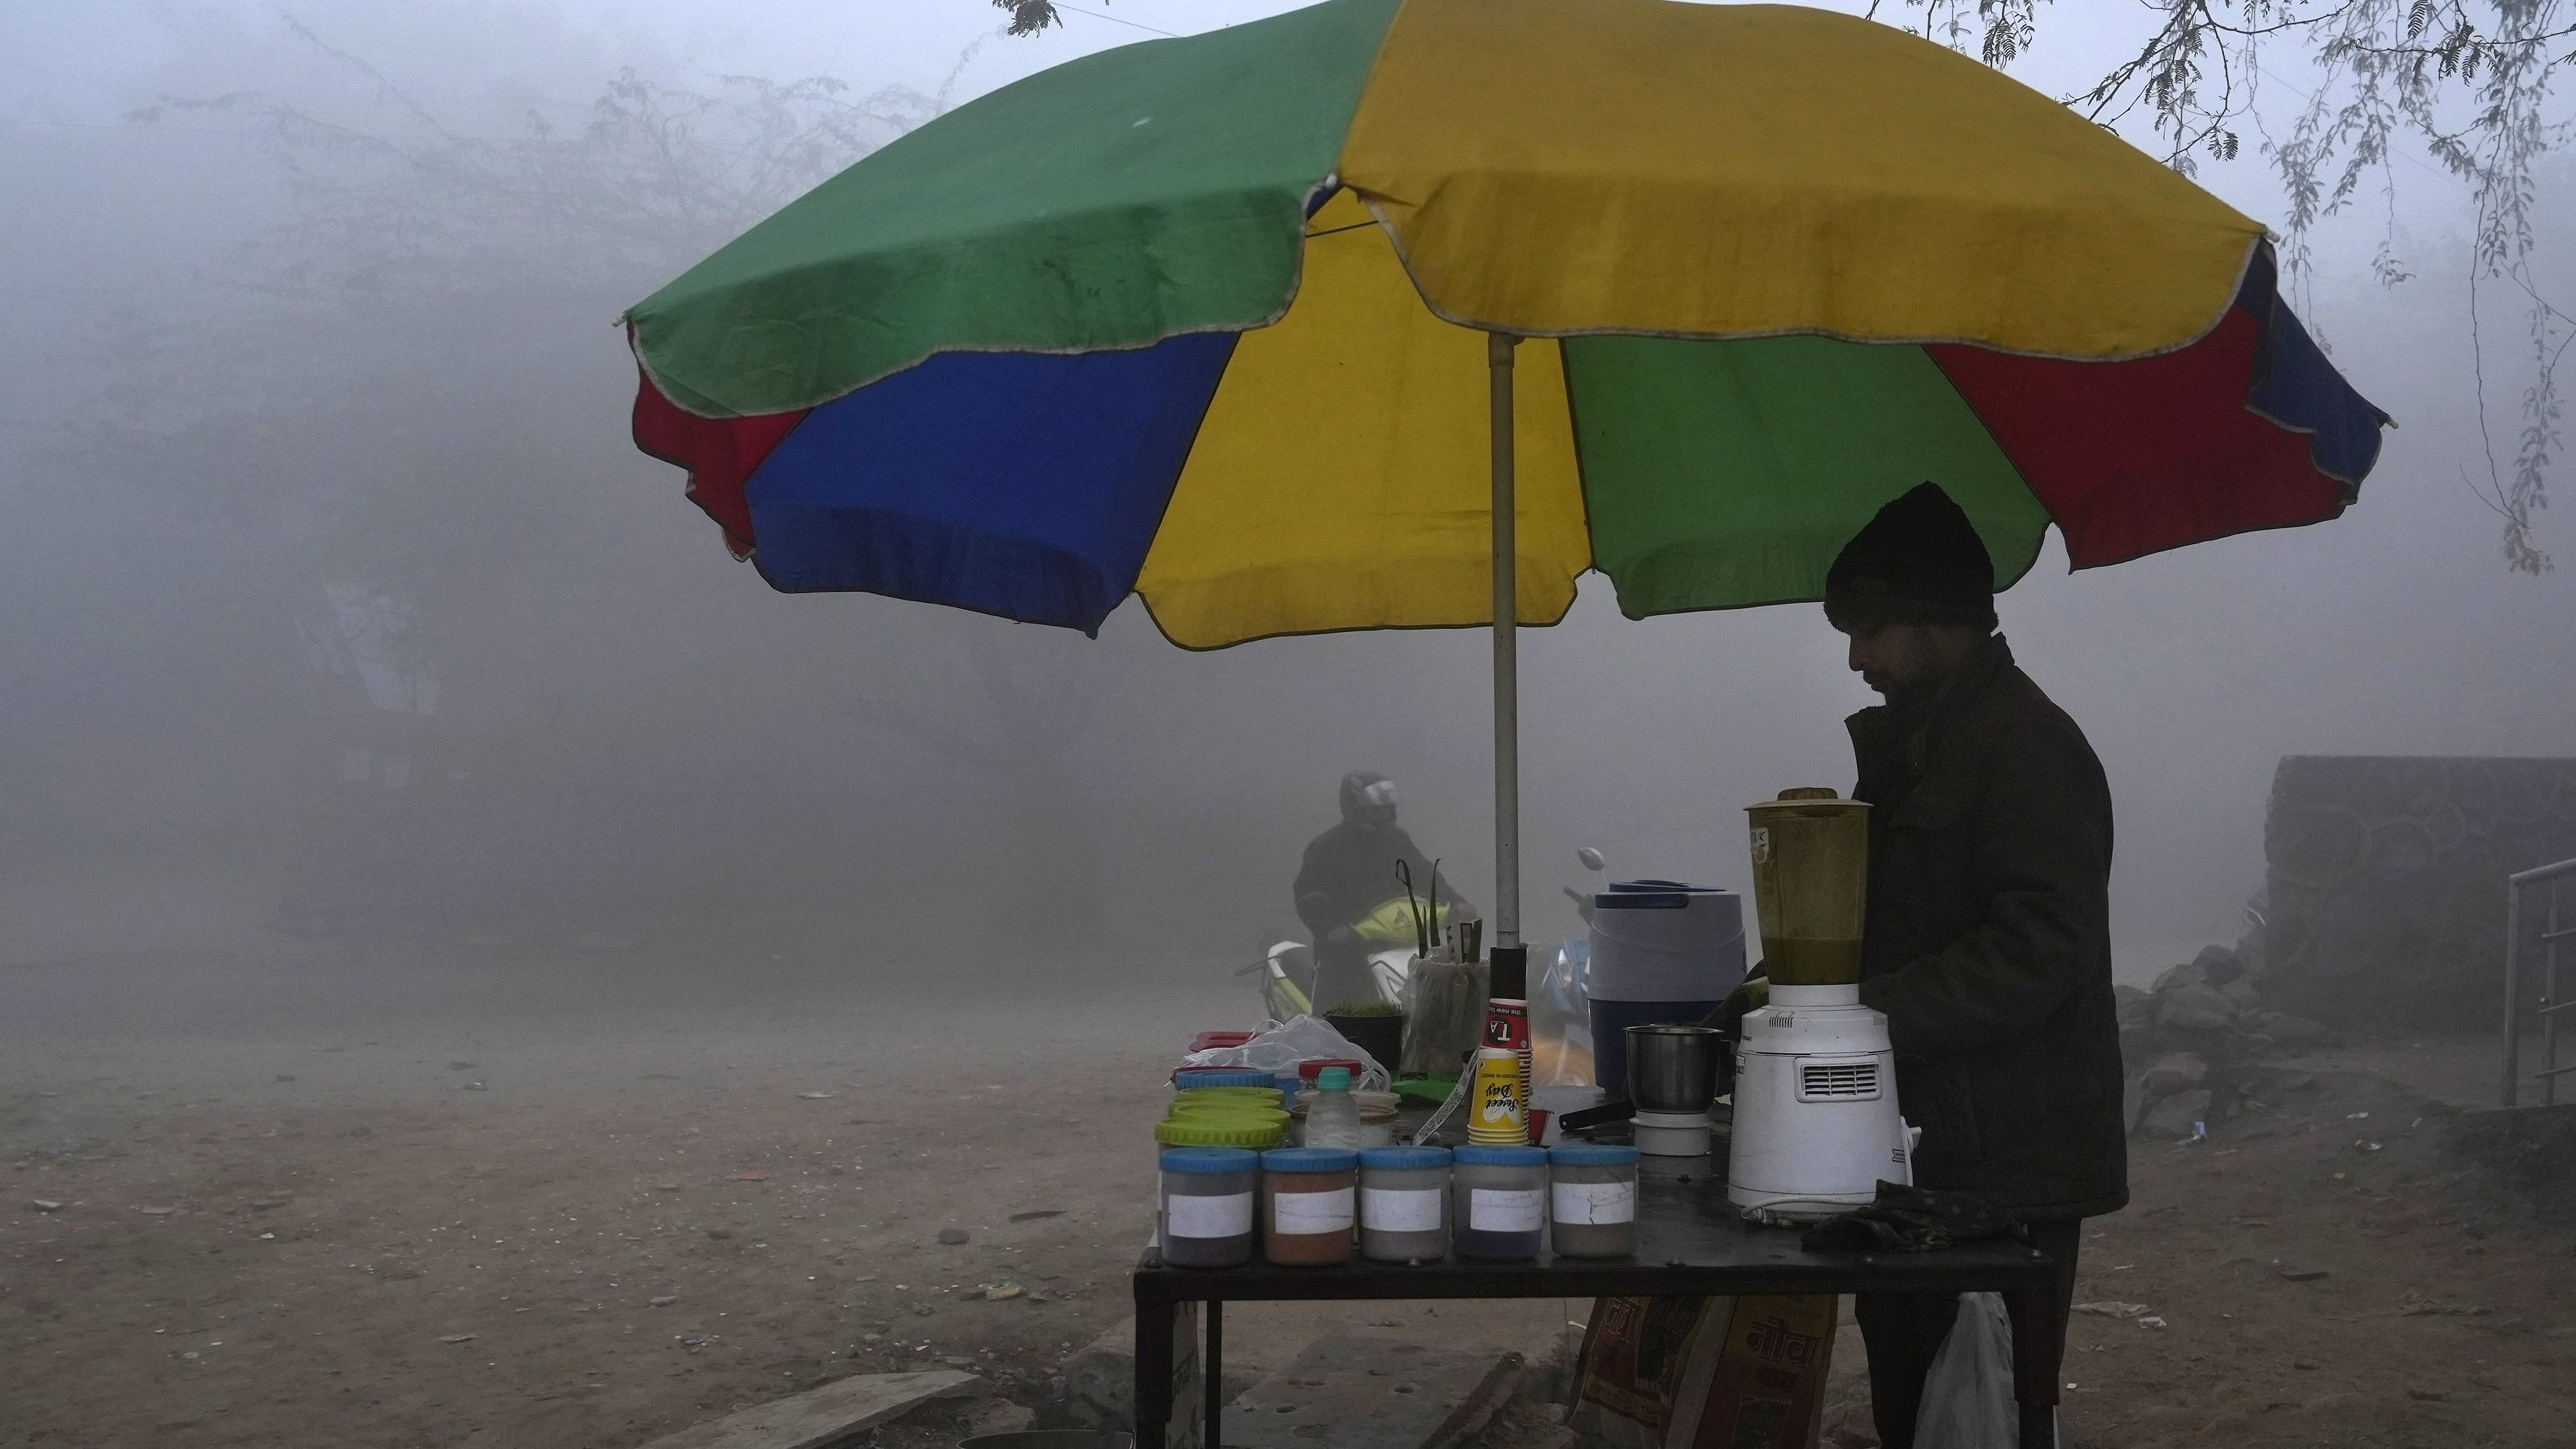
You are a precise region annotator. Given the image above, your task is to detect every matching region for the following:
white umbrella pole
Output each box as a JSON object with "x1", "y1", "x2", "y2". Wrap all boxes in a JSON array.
[{"x1": 1487, "y1": 331, "x2": 1522, "y2": 956}]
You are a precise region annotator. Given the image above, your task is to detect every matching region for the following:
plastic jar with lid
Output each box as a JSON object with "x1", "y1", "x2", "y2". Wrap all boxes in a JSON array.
[
  {"x1": 1260, "y1": 1147, "x2": 1357, "y2": 1266},
  {"x1": 1357, "y1": 1145, "x2": 1450, "y2": 1262},
  {"x1": 1158, "y1": 1147, "x2": 1258, "y2": 1268},
  {"x1": 1548, "y1": 1144, "x2": 1640, "y2": 1259},
  {"x1": 1450, "y1": 1144, "x2": 1548, "y2": 1260}
]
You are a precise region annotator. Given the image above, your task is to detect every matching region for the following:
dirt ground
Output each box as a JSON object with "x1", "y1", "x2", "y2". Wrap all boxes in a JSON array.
[{"x1": 3, "y1": 942, "x2": 2572, "y2": 1448}]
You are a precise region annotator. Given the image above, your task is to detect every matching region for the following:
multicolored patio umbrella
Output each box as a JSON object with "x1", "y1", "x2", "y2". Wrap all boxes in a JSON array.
[{"x1": 623, "y1": 0, "x2": 2388, "y2": 949}]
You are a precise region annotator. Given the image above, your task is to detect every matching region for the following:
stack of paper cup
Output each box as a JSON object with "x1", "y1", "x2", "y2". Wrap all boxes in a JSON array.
[
  {"x1": 1466, "y1": 1047, "x2": 1526, "y2": 1144},
  {"x1": 1481, "y1": 997, "x2": 1532, "y2": 1138}
]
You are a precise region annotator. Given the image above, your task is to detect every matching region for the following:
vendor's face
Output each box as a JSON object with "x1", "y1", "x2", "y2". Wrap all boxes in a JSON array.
[{"x1": 1843, "y1": 622, "x2": 1960, "y2": 699}]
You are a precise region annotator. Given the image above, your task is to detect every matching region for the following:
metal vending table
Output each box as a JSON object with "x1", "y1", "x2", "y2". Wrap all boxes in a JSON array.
[{"x1": 1131, "y1": 1162, "x2": 2062, "y2": 1448}]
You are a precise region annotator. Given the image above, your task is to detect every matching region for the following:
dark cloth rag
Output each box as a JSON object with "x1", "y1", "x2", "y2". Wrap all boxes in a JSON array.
[{"x1": 1799, "y1": 1181, "x2": 2021, "y2": 1254}]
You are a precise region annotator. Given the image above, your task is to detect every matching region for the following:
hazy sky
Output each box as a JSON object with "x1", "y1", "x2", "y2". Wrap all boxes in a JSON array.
[{"x1": 3, "y1": 0, "x2": 2569, "y2": 977}]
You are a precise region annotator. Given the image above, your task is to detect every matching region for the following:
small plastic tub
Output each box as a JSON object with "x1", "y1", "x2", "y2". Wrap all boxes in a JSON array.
[
  {"x1": 1260, "y1": 1146, "x2": 1358, "y2": 1266},
  {"x1": 1548, "y1": 1143, "x2": 1640, "y2": 1258},
  {"x1": 1450, "y1": 1144, "x2": 1548, "y2": 1260},
  {"x1": 1158, "y1": 1147, "x2": 1258, "y2": 1269},
  {"x1": 1287, "y1": 1093, "x2": 1400, "y2": 1146},
  {"x1": 1358, "y1": 1145, "x2": 1450, "y2": 1263}
]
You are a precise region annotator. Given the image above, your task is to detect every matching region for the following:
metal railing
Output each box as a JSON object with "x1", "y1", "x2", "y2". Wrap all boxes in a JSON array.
[{"x1": 2502, "y1": 858, "x2": 2576, "y2": 1108}]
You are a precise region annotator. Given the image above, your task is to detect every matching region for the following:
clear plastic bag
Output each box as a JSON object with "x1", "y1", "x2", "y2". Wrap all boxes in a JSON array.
[
  {"x1": 1915, "y1": 1292, "x2": 2019, "y2": 1449},
  {"x1": 1531, "y1": 939, "x2": 1595, "y2": 1087},
  {"x1": 1179, "y1": 1014, "x2": 1391, "y2": 1090}
]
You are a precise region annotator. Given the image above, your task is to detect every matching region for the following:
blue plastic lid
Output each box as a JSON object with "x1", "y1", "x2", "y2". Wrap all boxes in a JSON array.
[
  {"x1": 1358, "y1": 1145, "x2": 1452, "y2": 1169},
  {"x1": 1161, "y1": 1146, "x2": 1260, "y2": 1175},
  {"x1": 1315, "y1": 1066, "x2": 1352, "y2": 1090},
  {"x1": 1595, "y1": 882, "x2": 1727, "y2": 910},
  {"x1": 1262, "y1": 1146, "x2": 1358, "y2": 1172},
  {"x1": 1452, "y1": 1144, "x2": 1548, "y2": 1167},
  {"x1": 1550, "y1": 1143, "x2": 1641, "y2": 1166},
  {"x1": 1175, "y1": 1068, "x2": 1276, "y2": 1089}
]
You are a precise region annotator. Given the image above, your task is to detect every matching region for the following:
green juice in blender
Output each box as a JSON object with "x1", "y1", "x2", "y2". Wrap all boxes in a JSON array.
[{"x1": 1746, "y1": 788, "x2": 1870, "y2": 988}]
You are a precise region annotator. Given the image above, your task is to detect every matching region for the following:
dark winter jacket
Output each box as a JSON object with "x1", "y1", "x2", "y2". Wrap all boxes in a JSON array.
[{"x1": 1851, "y1": 636, "x2": 2127, "y2": 1221}]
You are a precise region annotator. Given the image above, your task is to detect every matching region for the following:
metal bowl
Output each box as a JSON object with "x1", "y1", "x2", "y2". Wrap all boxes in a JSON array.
[{"x1": 1626, "y1": 1022, "x2": 1723, "y2": 1115}]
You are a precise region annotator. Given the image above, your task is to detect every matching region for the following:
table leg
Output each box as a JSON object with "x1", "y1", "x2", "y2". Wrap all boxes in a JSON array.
[
  {"x1": 2006, "y1": 1281, "x2": 2059, "y2": 1448},
  {"x1": 1205, "y1": 1300, "x2": 1224, "y2": 1449},
  {"x1": 1133, "y1": 1292, "x2": 1176, "y2": 1449}
]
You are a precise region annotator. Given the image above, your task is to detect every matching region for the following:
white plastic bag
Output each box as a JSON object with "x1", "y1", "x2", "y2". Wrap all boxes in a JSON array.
[
  {"x1": 1179, "y1": 1014, "x2": 1391, "y2": 1090},
  {"x1": 1914, "y1": 1292, "x2": 2018, "y2": 1449}
]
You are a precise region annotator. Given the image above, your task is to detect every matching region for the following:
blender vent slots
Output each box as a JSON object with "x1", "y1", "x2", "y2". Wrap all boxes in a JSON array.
[{"x1": 1796, "y1": 1061, "x2": 1883, "y2": 1100}]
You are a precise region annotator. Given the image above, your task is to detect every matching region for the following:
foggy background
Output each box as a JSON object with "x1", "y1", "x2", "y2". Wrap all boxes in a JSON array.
[{"x1": 3, "y1": 0, "x2": 2571, "y2": 991}]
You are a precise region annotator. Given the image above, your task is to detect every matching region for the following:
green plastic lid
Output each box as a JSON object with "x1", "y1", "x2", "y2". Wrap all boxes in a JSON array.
[
  {"x1": 1154, "y1": 1114, "x2": 1287, "y2": 1148},
  {"x1": 1315, "y1": 1066, "x2": 1352, "y2": 1091},
  {"x1": 1164, "y1": 1099, "x2": 1289, "y2": 1125},
  {"x1": 1168, "y1": 1085, "x2": 1283, "y2": 1107}
]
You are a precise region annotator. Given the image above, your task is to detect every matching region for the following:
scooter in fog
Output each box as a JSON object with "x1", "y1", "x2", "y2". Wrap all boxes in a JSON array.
[
  {"x1": 1244, "y1": 850, "x2": 1605, "y2": 1062},
  {"x1": 1241, "y1": 935, "x2": 1418, "y2": 1021}
]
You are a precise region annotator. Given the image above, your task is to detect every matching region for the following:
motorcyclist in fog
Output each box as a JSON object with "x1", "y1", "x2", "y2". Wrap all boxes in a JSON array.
[{"x1": 1293, "y1": 772, "x2": 1473, "y2": 1014}]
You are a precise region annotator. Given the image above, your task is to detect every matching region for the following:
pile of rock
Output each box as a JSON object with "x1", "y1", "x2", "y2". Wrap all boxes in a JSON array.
[{"x1": 2118, "y1": 943, "x2": 2339, "y2": 1139}]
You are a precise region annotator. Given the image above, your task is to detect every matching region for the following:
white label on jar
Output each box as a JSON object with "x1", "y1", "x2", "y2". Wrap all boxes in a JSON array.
[
  {"x1": 1552, "y1": 1179, "x2": 1637, "y2": 1225},
  {"x1": 1469, "y1": 1187, "x2": 1546, "y2": 1233},
  {"x1": 1273, "y1": 1186, "x2": 1356, "y2": 1235},
  {"x1": 1361, "y1": 1187, "x2": 1443, "y2": 1233},
  {"x1": 1164, "y1": 1191, "x2": 1252, "y2": 1240}
]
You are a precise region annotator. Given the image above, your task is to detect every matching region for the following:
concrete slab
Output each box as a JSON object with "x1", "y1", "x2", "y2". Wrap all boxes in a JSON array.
[
  {"x1": 635, "y1": 1369, "x2": 983, "y2": 1449},
  {"x1": 1222, "y1": 1336, "x2": 1522, "y2": 1449}
]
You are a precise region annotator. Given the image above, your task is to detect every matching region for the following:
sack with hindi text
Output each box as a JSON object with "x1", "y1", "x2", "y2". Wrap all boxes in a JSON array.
[{"x1": 1571, "y1": 1293, "x2": 1839, "y2": 1449}]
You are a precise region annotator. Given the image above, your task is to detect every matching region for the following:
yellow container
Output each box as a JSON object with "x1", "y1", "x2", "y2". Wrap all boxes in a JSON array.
[{"x1": 1745, "y1": 788, "x2": 1871, "y2": 987}]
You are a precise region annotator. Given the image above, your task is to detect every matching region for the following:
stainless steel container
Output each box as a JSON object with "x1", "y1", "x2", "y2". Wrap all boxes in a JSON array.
[{"x1": 1625, "y1": 1023, "x2": 1723, "y2": 1115}]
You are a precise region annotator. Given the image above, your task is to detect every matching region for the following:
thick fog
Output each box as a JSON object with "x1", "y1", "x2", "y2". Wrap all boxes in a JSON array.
[{"x1": 4, "y1": 0, "x2": 2572, "y2": 984}]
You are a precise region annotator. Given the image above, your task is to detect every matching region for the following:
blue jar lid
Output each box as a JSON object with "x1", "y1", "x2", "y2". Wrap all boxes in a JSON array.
[
  {"x1": 1358, "y1": 1145, "x2": 1452, "y2": 1169},
  {"x1": 1261, "y1": 1146, "x2": 1358, "y2": 1172},
  {"x1": 1549, "y1": 1143, "x2": 1641, "y2": 1166},
  {"x1": 1160, "y1": 1146, "x2": 1258, "y2": 1175},
  {"x1": 1452, "y1": 1144, "x2": 1548, "y2": 1167},
  {"x1": 1174, "y1": 1068, "x2": 1276, "y2": 1089}
]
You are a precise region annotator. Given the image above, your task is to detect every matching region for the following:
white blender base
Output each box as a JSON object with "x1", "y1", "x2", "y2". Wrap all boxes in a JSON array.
[
  {"x1": 1631, "y1": 1108, "x2": 1712, "y2": 1156},
  {"x1": 1725, "y1": 987, "x2": 1911, "y2": 1223}
]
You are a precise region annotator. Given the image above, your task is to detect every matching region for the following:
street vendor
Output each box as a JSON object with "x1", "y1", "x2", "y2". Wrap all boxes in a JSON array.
[
  {"x1": 1776, "y1": 483, "x2": 2125, "y2": 1448},
  {"x1": 1293, "y1": 771, "x2": 1474, "y2": 1014}
]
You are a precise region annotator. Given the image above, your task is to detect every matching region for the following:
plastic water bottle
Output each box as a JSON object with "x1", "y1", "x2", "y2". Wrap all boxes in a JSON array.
[{"x1": 1302, "y1": 1066, "x2": 1362, "y2": 1148}]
